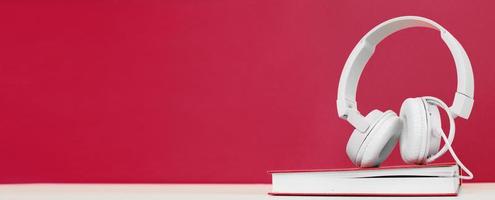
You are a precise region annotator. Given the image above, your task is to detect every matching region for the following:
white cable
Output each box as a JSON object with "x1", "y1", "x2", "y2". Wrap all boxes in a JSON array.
[{"x1": 424, "y1": 96, "x2": 473, "y2": 180}]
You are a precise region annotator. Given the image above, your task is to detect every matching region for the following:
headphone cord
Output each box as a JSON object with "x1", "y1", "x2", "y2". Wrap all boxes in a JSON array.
[{"x1": 424, "y1": 96, "x2": 473, "y2": 180}]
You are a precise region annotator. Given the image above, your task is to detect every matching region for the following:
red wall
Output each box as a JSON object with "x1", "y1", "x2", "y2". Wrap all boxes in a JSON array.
[{"x1": 0, "y1": 1, "x2": 493, "y2": 183}]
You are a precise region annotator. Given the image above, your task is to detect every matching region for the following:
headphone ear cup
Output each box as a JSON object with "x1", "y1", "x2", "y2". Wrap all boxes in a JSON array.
[
  {"x1": 347, "y1": 110, "x2": 401, "y2": 167},
  {"x1": 399, "y1": 98, "x2": 429, "y2": 164},
  {"x1": 346, "y1": 110, "x2": 383, "y2": 167}
]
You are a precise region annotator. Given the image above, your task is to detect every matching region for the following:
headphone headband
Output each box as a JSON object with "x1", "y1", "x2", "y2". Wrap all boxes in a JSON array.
[{"x1": 337, "y1": 16, "x2": 474, "y2": 132}]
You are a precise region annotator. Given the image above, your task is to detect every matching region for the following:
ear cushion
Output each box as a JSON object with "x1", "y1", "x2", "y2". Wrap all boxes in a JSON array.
[
  {"x1": 347, "y1": 110, "x2": 401, "y2": 167},
  {"x1": 399, "y1": 98, "x2": 429, "y2": 164},
  {"x1": 426, "y1": 101, "x2": 442, "y2": 157}
]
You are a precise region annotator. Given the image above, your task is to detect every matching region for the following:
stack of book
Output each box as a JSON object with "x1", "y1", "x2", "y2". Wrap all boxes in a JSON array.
[{"x1": 269, "y1": 163, "x2": 461, "y2": 196}]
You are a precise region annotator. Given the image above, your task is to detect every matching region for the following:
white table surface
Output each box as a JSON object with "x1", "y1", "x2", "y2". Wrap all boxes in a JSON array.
[{"x1": 0, "y1": 183, "x2": 493, "y2": 200}]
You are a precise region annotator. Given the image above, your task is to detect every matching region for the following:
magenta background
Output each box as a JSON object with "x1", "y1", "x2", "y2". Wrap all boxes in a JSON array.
[{"x1": 0, "y1": 1, "x2": 493, "y2": 183}]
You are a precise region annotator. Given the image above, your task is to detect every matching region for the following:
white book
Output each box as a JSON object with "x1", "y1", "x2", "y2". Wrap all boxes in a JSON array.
[{"x1": 269, "y1": 163, "x2": 461, "y2": 196}]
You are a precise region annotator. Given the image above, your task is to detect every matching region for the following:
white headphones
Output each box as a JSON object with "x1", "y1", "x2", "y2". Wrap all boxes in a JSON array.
[{"x1": 337, "y1": 16, "x2": 474, "y2": 179}]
